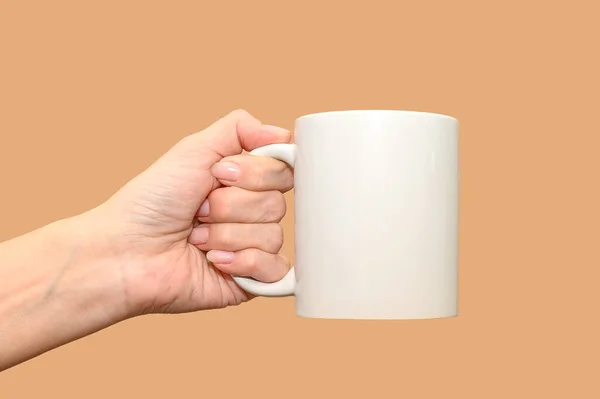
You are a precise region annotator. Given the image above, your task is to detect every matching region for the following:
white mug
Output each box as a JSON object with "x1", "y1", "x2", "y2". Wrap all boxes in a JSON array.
[{"x1": 233, "y1": 110, "x2": 459, "y2": 319}]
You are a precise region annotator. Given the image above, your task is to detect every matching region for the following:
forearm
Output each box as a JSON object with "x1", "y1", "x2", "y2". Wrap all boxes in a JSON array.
[{"x1": 0, "y1": 213, "x2": 128, "y2": 370}]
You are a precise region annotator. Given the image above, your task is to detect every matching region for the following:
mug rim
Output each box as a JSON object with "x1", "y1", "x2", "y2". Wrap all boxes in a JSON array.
[{"x1": 296, "y1": 109, "x2": 457, "y2": 123}]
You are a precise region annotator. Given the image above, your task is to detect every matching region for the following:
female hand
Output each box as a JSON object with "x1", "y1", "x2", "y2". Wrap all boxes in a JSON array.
[
  {"x1": 0, "y1": 110, "x2": 296, "y2": 370},
  {"x1": 88, "y1": 109, "x2": 294, "y2": 315}
]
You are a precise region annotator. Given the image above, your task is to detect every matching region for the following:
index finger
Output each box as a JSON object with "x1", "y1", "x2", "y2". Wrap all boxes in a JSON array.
[{"x1": 210, "y1": 153, "x2": 294, "y2": 192}]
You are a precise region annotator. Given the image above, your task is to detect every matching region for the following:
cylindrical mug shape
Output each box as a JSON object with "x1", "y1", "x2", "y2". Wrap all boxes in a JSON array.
[{"x1": 293, "y1": 110, "x2": 459, "y2": 319}]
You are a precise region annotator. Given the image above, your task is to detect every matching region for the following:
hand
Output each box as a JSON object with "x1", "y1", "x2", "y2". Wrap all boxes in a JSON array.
[
  {"x1": 90, "y1": 109, "x2": 294, "y2": 315},
  {"x1": 0, "y1": 109, "x2": 295, "y2": 370}
]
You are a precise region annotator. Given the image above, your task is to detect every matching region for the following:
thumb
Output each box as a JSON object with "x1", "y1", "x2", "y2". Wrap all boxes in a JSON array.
[
  {"x1": 194, "y1": 109, "x2": 292, "y2": 165},
  {"x1": 125, "y1": 109, "x2": 292, "y2": 214}
]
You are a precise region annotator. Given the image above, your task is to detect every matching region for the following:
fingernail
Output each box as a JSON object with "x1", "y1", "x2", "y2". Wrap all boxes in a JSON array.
[
  {"x1": 212, "y1": 162, "x2": 240, "y2": 181},
  {"x1": 207, "y1": 250, "x2": 235, "y2": 264},
  {"x1": 262, "y1": 125, "x2": 290, "y2": 136},
  {"x1": 190, "y1": 225, "x2": 209, "y2": 244},
  {"x1": 198, "y1": 200, "x2": 210, "y2": 217}
]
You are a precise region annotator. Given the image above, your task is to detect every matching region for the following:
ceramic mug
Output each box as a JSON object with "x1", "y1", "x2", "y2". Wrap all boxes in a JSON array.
[{"x1": 233, "y1": 110, "x2": 459, "y2": 319}]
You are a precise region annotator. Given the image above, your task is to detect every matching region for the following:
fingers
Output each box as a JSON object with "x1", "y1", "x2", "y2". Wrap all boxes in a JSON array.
[
  {"x1": 196, "y1": 187, "x2": 286, "y2": 224},
  {"x1": 189, "y1": 223, "x2": 284, "y2": 254},
  {"x1": 190, "y1": 221, "x2": 290, "y2": 283},
  {"x1": 141, "y1": 110, "x2": 291, "y2": 214},
  {"x1": 185, "y1": 109, "x2": 293, "y2": 286},
  {"x1": 163, "y1": 109, "x2": 291, "y2": 177},
  {"x1": 207, "y1": 248, "x2": 290, "y2": 282},
  {"x1": 210, "y1": 153, "x2": 294, "y2": 191}
]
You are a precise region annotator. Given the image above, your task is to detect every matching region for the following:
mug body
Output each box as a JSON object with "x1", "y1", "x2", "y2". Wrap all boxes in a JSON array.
[{"x1": 293, "y1": 110, "x2": 459, "y2": 319}]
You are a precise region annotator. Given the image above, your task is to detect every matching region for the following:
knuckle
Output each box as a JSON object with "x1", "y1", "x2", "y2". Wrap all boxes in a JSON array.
[
  {"x1": 275, "y1": 159, "x2": 289, "y2": 173},
  {"x1": 226, "y1": 109, "x2": 262, "y2": 132},
  {"x1": 265, "y1": 192, "x2": 286, "y2": 221},
  {"x1": 268, "y1": 255, "x2": 290, "y2": 282},
  {"x1": 228, "y1": 108, "x2": 251, "y2": 120},
  {"x1": 283, "y1": 168, "x2": 294, "y2": 190},
  {"x1": 267, "y1": 224, "x2": 284, "y2": 252},
  {"x1": 278, "y1": 255, "x2": 291, "y2": 273},
  {"x1": 244, "y1": 250, "x2": 260, "y2": 273}
]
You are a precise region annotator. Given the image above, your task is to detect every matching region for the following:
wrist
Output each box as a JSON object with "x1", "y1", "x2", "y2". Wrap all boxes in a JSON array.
[{"x1": 50, "y1": 210, "x2": 132, "y2": 322}]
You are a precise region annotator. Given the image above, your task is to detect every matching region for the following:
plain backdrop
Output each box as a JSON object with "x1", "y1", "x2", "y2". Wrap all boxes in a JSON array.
[{"x1": 0, "y1": 1, "x2": 598, "y2": 398}]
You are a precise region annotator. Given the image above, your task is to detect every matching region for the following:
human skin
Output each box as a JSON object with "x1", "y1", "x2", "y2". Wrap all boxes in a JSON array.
[{"x1": 0, "y1": 109, "x2": 293, "y2": 371}]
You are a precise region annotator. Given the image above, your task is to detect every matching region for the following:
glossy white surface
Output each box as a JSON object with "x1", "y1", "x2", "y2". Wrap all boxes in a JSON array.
[{"x1": 233, "y1": 110, "x2": 459, "y2": 319}]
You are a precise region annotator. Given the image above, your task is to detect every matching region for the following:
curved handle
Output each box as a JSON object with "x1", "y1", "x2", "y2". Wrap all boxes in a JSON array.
[{"x1": 231, "y1": 143, "x2": 298, "y2": 297}]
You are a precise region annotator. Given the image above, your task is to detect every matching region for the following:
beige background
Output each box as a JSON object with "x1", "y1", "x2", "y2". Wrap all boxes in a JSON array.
[{"x1": 1, "y1": 0, "x2": 598, "y2": 397}]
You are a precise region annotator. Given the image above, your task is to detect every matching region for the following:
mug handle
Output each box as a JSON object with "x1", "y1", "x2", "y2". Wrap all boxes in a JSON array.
[{"x1": 230, "y1": 143, "x2": 298, "y2": 297}]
